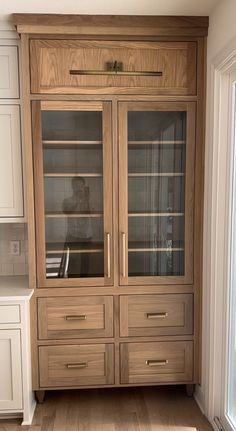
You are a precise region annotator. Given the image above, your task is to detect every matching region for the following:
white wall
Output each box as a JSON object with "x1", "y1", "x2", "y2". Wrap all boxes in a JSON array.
[
  {"x1": 208, "y1": 0, "x2": 236, "y2": 60},
  {"x1": 0, "y1": 0, "x2": 219, "y2": 22}
]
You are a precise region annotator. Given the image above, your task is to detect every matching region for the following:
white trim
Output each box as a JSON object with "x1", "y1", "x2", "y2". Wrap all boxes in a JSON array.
[
  {"x1": 203, "y1": 35, "x2": 236, "y2": 430},
  {"x1": 0, "y1": 21, "x2": 19, "y2": 40}
]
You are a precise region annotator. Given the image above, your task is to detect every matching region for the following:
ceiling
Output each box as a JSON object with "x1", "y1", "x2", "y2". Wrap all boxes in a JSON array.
[{"x1": 0, "y1": 0, "x2": 221, "y2": 22}]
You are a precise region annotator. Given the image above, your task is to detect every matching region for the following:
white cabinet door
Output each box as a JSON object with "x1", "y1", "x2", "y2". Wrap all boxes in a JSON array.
[
  {"x1": 0, "y1": 105, "x2": 24, "y2": 218},
  {"x1": 0, "y1": 329, "x2": 22, "y2": 410},
  {"x1": 0, "y1": 46, "x2": 19, "y2": 99}
]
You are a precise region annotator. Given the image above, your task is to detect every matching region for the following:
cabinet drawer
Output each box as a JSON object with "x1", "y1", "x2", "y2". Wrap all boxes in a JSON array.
[
  {"x1": 0, "y1": 305, "x2": 20, "y2": 324},
  {"x1": 30, "y1": 40, "x2": 196, "y2": 95},
  {"x1": 39, "y1": 343, "x2": 114, "y2": 387},
  {"x1": 120, "y1": 341, "x2": 193, "y2": 384},
  {"x1": 120, "y1": 294, "x2": 193, "y2": 337},
  {"x1": 38, "y1": 296, "x2": 113, "y2": 339}
]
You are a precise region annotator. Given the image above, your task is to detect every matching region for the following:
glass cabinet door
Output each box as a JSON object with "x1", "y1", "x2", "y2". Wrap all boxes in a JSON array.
[
  {"x1": 119, "y1": 102, "x2": 195, "y2": 285},
  {"x1": 32, "y1": 101, "x2": 113, "y2": 287}
]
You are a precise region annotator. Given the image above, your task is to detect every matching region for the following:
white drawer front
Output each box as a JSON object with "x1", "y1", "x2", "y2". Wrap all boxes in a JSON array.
[{"x1": 0, "y1": 305, "x2": 20, "y2": 324}]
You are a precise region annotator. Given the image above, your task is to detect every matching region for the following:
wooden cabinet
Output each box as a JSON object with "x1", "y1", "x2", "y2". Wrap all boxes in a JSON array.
[{"x1": 14, "y1": 14, "x2": 208, "y2": 395}]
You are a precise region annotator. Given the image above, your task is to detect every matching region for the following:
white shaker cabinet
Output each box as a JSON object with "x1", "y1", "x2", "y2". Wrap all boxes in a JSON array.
[
  {"x1": 0, "y1": 46, "x2": 19, "y2": 99},
  {"x1": 0, "y1": 329, "x2": 22, "y2": 410},
  {"x1": 0, "y1": 277, "x2": 35, "y2": 425},
  {"x1": 0, "y1": 41, "x2": 25, "y2": 221},
  {"x1": 0, "y1": 105, "x2": 24, "y2": 218}
]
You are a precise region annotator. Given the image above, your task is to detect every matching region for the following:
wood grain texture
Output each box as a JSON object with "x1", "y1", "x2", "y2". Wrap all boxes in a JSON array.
[
  {"x1": 30, "y1": 40, "x2": 197, "y2": 95},
  {"x1": 13, "y1": 14, "x2": 209, "y2": 37},
  {"x1": 39, "y1": 343, "x2": 114, "y2": 387},
  {"x1": 120, "y1": 294, "x2": 193, "y2": 337},
  {"x1": 38, "y1": 296, "x2": 113, "y2": 339},
  {"x1": 0, "y1": 386, "x2": 213, "y2": 430},
  {"x1": 120, "y1": 341, "x2": 193, "y2": 384}
]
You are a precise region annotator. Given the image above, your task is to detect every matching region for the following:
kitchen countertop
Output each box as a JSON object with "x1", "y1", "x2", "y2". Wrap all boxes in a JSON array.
[{"x1": 0, "y1": 275, "x2": 33, "y2": 300}]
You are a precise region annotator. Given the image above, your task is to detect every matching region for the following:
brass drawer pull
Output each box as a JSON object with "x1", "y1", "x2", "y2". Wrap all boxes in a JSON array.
[
  {"x1": 146, "y1": 312, "x2": 168, "y2": 319},
  {"x1": 122, "y1": 232, "x2": 126, "y2": 278},
  {"x1": 69, "y1": 69, "x2": 163, "y2": 77},
  {"x1": 66, "y1": 362, "x2": 88, "y2": 369},
  {"x1": 65, "y1": 315, "x2": 87, "y2": 321},
  {"x1": 106, "y1": 232, "x2": 111, "y2": 278},
  {"x1": 146, "y1": 359, "x2": 168, "y2": 366}
]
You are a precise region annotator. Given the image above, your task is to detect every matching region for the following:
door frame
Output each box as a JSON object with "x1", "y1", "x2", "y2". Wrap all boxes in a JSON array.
[{"x1": 196, "y1": 39, "x2": 236, "y2": 430}]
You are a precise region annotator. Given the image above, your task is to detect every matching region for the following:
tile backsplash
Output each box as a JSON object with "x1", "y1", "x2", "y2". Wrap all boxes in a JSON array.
[{"x1": 0, "y1": 223, "x2": 28, "y2": 275}]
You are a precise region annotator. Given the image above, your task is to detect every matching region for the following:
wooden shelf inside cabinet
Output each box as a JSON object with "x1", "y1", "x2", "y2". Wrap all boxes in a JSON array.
[
  {"x1": 42, "y1": 140, "x2": 103, "y2": 146},
  {"x1": 46, "y1": 242, "x2": 104, "y2": 254},
  {"x1": 128, "y1": 212, "x2": 184, "y2": 217},
  {"x1": 128, "y1": 173, "x2": 185, "y2": 177},
  {"x1": 44, "y1": 173, "x2": 103, "y2": 178},
  {"x1": 128, "y1": 247, "x2": 184, "y2": 252},
  {"x1": 128, "y1": 140, "x2": 186, "y2": 145},
  {"x1": 45, "y1": 212, "x2": 103, "y2": 218}
]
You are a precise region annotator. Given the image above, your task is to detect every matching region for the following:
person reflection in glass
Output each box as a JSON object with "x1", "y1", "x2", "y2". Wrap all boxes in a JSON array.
[{"x1": 62, "y1": 177, "x2": 92, "y2": 277}]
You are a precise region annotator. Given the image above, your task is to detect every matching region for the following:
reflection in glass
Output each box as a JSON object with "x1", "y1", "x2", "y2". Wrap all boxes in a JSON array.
[
  {"x1": 127, "y1": 111, "x2": 186, "y2": 277},
  {"x1": 41, "y1": 110, "x2": 104, "y2": 279}
]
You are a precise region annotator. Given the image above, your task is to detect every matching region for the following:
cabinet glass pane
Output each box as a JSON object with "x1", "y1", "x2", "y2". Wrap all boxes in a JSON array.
[
  {"x1": 41, "y1": 110, "x2": 104, "y2": 279},
  {"x1": 127, "y1": 111, "x2": 186, "y2": 277}
]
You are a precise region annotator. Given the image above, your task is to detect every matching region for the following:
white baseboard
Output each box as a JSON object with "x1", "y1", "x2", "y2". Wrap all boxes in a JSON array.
[{"x1": 194, "y1": 384, "x2": 205, "y2": 414}]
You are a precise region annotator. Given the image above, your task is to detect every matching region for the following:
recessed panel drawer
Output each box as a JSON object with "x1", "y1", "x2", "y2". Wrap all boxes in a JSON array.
[
  {"x1": 120, "y1": 294, "x2": 193, "y2": 337},
  {"x1": 39, "y1": 343, "x2": 114, "y2": 387},
  {"x1": 120, "y1": 341, "x2": 193, "y2": 384},
  {"x1": 38, "y1": 296, "x2": 113, "y2": 339},
  {"x1": 30, "y1": 40, "x2": 197, "y2": 95},
  {"x1": 0, "y1": 305, "x2": 20, "y2": 324}
]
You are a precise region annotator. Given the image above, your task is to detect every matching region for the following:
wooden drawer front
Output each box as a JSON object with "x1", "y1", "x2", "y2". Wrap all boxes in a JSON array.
[
  {"x1": 0, "y1": 305, "x2": 20, "y2": 324},
  {"x1": 38, "y1": 296, "x2": 113, "y2": 339},
  {"x1": 120, "y1": 341, "x2": 193, "y2": 384},
  {"x1": 39, "y1": 344, "x2": 114, "y2": 387},
  {"x1": 120, "y1": 294, "x2": 193, "y2": 337},
  {"x1": 30, "y1": 40, "x2": 196, "y2": 95}
]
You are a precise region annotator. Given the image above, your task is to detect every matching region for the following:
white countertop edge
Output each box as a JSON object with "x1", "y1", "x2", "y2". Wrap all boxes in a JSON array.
[{"x1": 0, "y1": 289, "x2": 34, "y2": 301}]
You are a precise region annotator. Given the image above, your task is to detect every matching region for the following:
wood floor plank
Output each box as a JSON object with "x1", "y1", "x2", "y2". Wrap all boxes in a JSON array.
[{"x1": 0, "y1": 386, "x2": 213, "y2": 431}]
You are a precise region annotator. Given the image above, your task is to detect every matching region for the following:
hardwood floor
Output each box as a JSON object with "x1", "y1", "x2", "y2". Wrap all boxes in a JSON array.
[{"x1": 0, "y1": 386, "x2": 213, "y2": 430}]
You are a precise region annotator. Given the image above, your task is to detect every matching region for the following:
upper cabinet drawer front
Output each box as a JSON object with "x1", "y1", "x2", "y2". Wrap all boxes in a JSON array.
[
  {"x1": 0, "y1": 305, "x2": 20, "y2": 324},
  {"x1": 30, "y1": 40, "x2": 197, "y2": 95},
  {"x1": 0, "y1": 46, "x2": 19, "y2": 98},
  {"x1": 38, "y1": 296, "x2": 113, "y2": 339},
  {"x1": 120, "y1": 294, "x2": 193, "y2": 337}
]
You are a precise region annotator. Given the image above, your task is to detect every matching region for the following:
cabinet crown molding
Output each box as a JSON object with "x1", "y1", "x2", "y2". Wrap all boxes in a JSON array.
[{"x1": 12, "y1": 13, "x2": 209, "y2": 37}]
